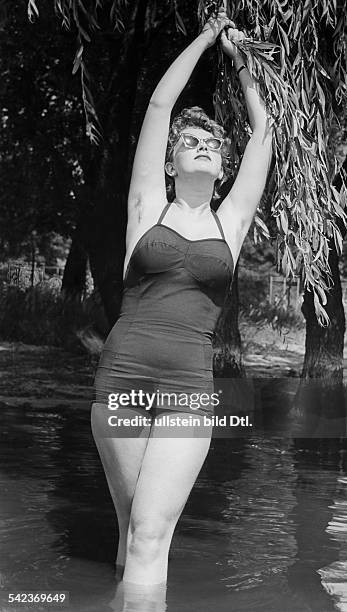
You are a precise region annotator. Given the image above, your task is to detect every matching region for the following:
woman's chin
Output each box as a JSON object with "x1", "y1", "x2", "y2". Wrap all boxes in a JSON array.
[{"x1": 179, "y1": 167, "x2": 219, "y2": 182}]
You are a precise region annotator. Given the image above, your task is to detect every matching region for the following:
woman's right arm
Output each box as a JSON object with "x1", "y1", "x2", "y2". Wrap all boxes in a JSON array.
[{"x1": 127, "y1": 9, "x2": 231, "y2": 227}]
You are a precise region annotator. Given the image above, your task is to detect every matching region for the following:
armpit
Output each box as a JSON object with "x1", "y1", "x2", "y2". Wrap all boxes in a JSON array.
[{"x1": 128, "y1": 195, "x2": 144, "y2": 224}]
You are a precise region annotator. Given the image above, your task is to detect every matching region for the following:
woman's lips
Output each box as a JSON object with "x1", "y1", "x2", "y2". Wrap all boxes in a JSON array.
[{"x1": 195, "y1": 154, "x2": 211, "y2": 160}]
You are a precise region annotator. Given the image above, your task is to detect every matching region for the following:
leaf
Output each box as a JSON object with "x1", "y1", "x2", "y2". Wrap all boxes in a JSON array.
[
  {"x1": 254, "y1": 215, "x2": 270, "y2": 238},
  {"x1": 316, "y1": 284, "x2": 327, "y2": 306},
  {"x1": 278, "y1": 23, "x2": 290, "y2": 56},
  {"x1": 282, "y1": 249, "x2": 288, "y2": 273},
  {"x1": 72, "y1": 43, "x2": 84, "y2": 75},
  {"x1": 175, "y1": 9, "x2": 187, "y2": 36},
  {"x1": 333, "y1": 226, "x2": 343, "y2": 254},
  {"x1": 313, "y1": 291, "x2": 330, "y2": 326},
  {"x1": 301, "y1": 88, "x2": 310, "y2": 115},
  {"x1": 280, "y1": 208, "x2": 289, "y2": 234},
  {"x1": 27, "y1": 0, "x2": 39, "y2": 22},
  {"x1": 316, "y1": 60, "x2": 331, "y2": 80}
]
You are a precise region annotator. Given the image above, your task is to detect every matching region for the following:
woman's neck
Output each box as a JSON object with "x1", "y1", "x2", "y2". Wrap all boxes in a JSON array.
[
  {"x1": 172, "y1": 197, "x2": 211, "y2": 216},
  {"x1": 174, "y1": 177, "x2": 214, "y2": 210}
]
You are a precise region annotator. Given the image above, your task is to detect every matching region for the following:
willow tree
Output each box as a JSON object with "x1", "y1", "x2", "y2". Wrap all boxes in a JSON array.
[
  {"x1": 301, "y1": 156, "x2": 347, "y2": 381},
  {"x1": 27, "y1": 0, "x2": 346, "y2": 375},
  {"x1": 203, "y1": 0, "x2": 347, "y2": 379}
]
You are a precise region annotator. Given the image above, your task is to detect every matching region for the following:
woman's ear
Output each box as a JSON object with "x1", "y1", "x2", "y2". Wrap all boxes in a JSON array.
[{"x1": 165, "y1": 161, "x2": 177, "y2": 177}]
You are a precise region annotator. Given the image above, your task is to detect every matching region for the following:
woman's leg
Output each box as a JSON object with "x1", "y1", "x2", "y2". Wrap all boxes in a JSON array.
[
  {"x1": 123, "y1": 411, "x2": 212, "y2": 585},
  {"x1": 90, "y1": 402, "x2": 152, "y2": 570}
]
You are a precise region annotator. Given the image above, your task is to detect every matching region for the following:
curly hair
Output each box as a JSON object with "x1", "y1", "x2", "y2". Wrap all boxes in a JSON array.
[{"x1": 165, "y1": 106, "x2": 231, "y2": 201}]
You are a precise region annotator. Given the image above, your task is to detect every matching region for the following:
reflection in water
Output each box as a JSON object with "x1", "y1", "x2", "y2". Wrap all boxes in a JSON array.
[
  {"x1": 319, "y1": 475, "x2": 347, "y2": 611},
  {"x1": 287, "y1": 441, "x2": 342, "y2": 612},
  {"x1": 107, "y1": 580, "x2": 167, "y2": 612},
  {"x1": 0, "y1": 404, "x2": 346, "y2": 611},
  {"x1": 219, "y1": 439, "x2": 297, "y2": 579}
]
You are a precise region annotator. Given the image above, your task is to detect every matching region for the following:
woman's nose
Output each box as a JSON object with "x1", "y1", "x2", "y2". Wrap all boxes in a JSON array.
[{"x1": 197, "y1": 139, "x2": 208, "y2": 151}]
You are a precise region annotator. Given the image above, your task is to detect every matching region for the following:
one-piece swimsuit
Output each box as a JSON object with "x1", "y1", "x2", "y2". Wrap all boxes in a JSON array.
[{"x1": 93, "y1": 201, "x2": 234, "y2": 416}]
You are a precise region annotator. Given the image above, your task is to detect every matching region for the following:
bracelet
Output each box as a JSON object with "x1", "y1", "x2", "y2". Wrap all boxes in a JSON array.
[{"x1": 236, "y1": 65, "x2": 247, "y2": 76}]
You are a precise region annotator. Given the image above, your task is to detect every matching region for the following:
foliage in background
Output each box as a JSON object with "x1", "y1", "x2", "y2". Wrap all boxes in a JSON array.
[
  {"x1": 241, "y1": 286, "x2": 305, "y2": 335},
  {"x1": 0, "y1": 3, "x2": 84, "y2": 259},
  {"x1": 0, "y1": 279, "x2": 96, "y2": 349},
  {"x1": 239, "y1": 263, "x2": 305, "y2": 336}
]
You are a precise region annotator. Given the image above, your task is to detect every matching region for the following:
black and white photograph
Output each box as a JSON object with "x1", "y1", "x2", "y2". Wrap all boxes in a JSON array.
[{"x1": 0, "y1": 1, "x2": 347, "y2": 611}]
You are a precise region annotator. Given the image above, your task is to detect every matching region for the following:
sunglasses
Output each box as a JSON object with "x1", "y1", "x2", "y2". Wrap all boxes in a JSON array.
[{"x1": 178, "y1": 132, "x2": 224, "y2": 152}]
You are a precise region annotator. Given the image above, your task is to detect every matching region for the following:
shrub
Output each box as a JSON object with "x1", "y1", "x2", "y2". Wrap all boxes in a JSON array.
[
  {"x1": 239, "y1": 271, "x2": 304, "y2": 333},
  {"x1": 0, "y1": 281, "x2": 102, "y2": 351}
]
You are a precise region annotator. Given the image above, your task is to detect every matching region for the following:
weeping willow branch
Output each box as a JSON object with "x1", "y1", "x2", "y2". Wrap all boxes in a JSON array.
[
  {"x1": 199, "y1": 0, "x2": 347, "y2": 326},
  {"x1": 72, "y1": 39, "x2": 102, "y2": 144},
  {"x1": 27, "y1": 0, "x2": 129, "y2": 144}
]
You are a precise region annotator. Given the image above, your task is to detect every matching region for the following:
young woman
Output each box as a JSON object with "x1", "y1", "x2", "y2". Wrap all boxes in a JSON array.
[{"x1": 91, "y1": 7, "x2": 272, "y2": 590}]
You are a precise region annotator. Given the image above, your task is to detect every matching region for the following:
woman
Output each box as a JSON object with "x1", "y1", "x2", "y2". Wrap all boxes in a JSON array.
[{"x1": 91, "y1": 7, "x2": 272, "y2": 589}]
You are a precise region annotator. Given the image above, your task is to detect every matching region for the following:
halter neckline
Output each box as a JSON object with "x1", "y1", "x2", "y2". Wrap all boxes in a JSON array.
[{"x1": 157, "y1": 202, "x2": 225, "y2": 240}]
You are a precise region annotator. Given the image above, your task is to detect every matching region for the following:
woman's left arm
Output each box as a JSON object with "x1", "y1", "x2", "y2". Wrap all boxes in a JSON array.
[{"x1": 217, "y1": 27, "x2": 273, "y2": 258}]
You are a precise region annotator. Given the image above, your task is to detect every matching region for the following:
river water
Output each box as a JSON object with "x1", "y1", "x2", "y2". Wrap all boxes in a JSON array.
[{"x1": 0, "y1": 401, "x2": 346, "y2": 612}]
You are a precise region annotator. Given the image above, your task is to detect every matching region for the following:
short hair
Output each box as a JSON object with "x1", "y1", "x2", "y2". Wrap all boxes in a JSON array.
[{"x1": 165, "y1": 106, "x2": 231, "y2": 200}]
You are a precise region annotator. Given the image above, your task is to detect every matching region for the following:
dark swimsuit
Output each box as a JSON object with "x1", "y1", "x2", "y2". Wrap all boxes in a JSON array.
[{"x1": 93, "y1": 202, "x2": 234, "y2": 416}]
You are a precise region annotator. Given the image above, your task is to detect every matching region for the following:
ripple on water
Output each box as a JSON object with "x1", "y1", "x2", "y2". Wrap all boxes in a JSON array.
[{"x1": 319, "y1": 475, "x2": 347, "y2": 612}]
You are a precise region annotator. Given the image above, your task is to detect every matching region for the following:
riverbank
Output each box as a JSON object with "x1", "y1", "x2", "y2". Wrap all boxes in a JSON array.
[
  {"x1": 0, "y1": 320, "x2": 308, "y2": 408},
  {"x1": 240, "y1": 319, "x2": 305, "y2": 377}
]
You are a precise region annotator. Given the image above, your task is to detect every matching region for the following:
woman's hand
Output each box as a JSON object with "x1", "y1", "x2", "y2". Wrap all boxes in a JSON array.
[
  {"x1": 220, "y1": 24, "x2": 247, "y2": 64},
  {"x1": 200, "y1": 7, "x2": 232, "y2": 48}
]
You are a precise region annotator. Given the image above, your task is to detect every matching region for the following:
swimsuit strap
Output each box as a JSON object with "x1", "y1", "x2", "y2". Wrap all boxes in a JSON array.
[
  {"x1": 158, "y1": 202, "x2": 226, "y2": 240},
  {"x1": 157, "y1": 202, "x2": 172, "y2": 224},
  {"x1": 211, "y1": 210, "x2": 226, "y2": 240}
]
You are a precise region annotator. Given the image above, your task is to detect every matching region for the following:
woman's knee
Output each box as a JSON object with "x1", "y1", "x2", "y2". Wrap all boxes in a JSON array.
[{"x1": 127, "y1": 517, "x2": 174, "y2": 561}]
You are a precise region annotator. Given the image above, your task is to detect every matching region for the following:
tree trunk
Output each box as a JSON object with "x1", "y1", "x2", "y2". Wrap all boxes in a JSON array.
[
  {"x1": 298, "y1": 157, "x2": 346, "y2": 419},
  {"x1": 301, "y1": 157, "x2": 347, "y2": 381},
  {"x1": 301, "y1": 239, "x2": 345, "y2": 383},
  {"x1": 213, "y1": 262, "x2": 245, "y2": 377},
  {"x1": 61, "y1": 229, "x2": 88, "y2": 302}
]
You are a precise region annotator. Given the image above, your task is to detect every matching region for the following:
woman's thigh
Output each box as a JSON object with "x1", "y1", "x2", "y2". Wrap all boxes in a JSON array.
[
  {"x1": 129, "y1": 412, "x2": 212, "y2": 532},
  {"x1": 91, "y1": 402, "x2": 152, "y2": 516}
]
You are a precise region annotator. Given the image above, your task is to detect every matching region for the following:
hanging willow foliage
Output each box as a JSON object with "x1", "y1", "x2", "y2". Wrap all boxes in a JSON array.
[
  {"x1": 197, "y1": 0, "x2": 347, "y2": 325},
  {"x1": 27, "y1": 0, "x2": 347, "y2": 324},
  {"x1": 27, "y1": 0, "x2": 131, "y2": 143}
]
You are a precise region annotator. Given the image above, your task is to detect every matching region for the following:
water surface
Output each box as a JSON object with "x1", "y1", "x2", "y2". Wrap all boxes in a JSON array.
[{"x1": 0, "y1": 404, "x2": 346, "y2": 612}]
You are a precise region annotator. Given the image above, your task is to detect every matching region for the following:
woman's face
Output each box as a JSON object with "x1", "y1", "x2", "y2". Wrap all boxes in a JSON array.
[{"x1": 171, "y1": 126, "x2": 223, "y2": 182}]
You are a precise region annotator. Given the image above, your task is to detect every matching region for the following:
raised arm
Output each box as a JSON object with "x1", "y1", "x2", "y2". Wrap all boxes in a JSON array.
[
  {"x1": 217, "y1": 26, "x2": 273, "y2": 260},
  {"x1": 127, "y1": 9, "x2": 231, "y2": 227}
]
